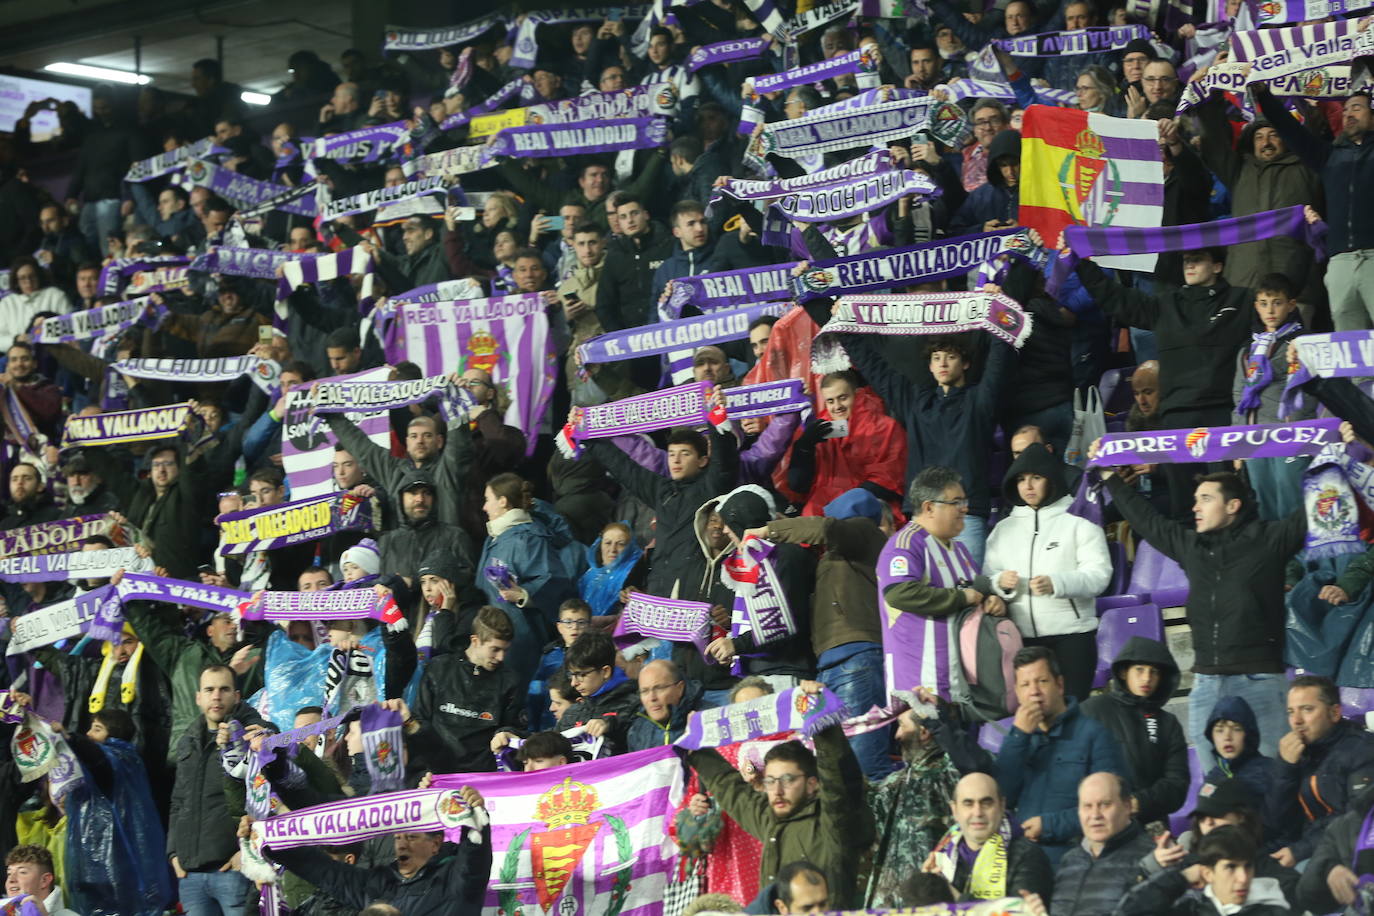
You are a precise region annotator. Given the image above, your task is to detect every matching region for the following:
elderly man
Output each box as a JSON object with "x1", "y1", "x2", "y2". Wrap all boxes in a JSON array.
[
  {"x1": 925, "y1": 772, "x2": 1054, "y2": 903},
  {"x1": 627, "y1": 659, "x2": 702, "y2": 749},
  {"x1": 1047, "y1": 773, "x2": 1156, "y2": 916},
  {"x1": 319, "y1": 81, "x2": 365, "y2": 133}
]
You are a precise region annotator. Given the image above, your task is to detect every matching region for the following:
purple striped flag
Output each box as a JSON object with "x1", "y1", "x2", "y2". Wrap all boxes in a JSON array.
[
  {"x1": 432, "y1": 745, "x2": 683, "y2": 916},
  {"x1": 281, "y1": 367, "x2": 393, "y2": 499}
]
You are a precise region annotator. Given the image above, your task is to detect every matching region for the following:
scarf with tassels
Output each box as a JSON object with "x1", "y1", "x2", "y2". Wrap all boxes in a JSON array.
[
  {"x1": 88, "y1": 624, "x2": 145, "y2": 713},
  {"x1": 1237, "y1": 321, "x2": 1302, "y2": 417}
]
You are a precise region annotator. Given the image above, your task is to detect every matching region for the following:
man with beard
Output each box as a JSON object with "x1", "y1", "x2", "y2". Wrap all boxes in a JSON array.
[
  {"x1": 0, "y1": 341, "x2": 62, "y2": 443},
  {"x1": 57, "y1": 453, "x2": 120, "y2": 517},
  {"x1": 1, "y1": 461, "x2": 59, "y2": 529},
  {"x1": 376, "y1": 470, "x2": 475, "y2": 590},
  {"x1": 1256, "y1": 89, "x2": 1374, "y2": 330}
]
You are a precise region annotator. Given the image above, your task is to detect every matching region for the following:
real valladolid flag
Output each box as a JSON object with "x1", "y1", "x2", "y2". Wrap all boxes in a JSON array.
[
  {"x1": 433, "y1": 746, "x2": 682, "y2": 916},
  {"x1": 1020, "y1": 105, "x2": 1163, "y2": 274}
]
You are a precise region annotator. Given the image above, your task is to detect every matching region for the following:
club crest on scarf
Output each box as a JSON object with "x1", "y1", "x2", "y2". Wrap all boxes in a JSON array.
[
  {"x1": 798, "y1": 268, "x2": 837, "y2": 294},
  {"x1": 248, "y1": 770, "x2": 272, "y2": 815},
  {"x1": 1058, "y1": 127, "x2": 1123, "y2": 226},
  {"x1": 467, "y1": 329, "x2": 501, "y2": 375},
  {"x1": 1185, "y1": 428, "x2": 1211, "y2": 459},
  {"x1": 1312, "y1": 482, "x2": 1351, "y2": 534},
  {"x1": 12, "y1": 723, "x2": 53, "y2": 775}
]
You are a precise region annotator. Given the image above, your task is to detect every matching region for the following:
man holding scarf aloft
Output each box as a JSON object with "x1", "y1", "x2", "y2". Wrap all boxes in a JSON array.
[{"x1": 924, "y1": 772, "x2": 1054, "y2": 904}]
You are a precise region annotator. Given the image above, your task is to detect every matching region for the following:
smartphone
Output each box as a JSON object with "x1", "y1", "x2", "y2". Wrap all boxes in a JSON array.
[
  {"x1": 258, "y1": 325, "x2": 274, "y2": 344},
  {"x1": 824, "y1": 419, "x2": 850, "y2": 438},
  {"x1": 374, "y1": 89, "x2": 388, "y2": 101},
  {"x1": 197, "y1": 564, "x2": 213, "y2": 576},
  {"x1": 564, "y1": 291, "x2": 582, "y2": 305},
  {"x1": 608, "y1": 7, "x2": 624, "y2": 20},
  {"x1": 449, "y1": 206, "x2": 477, "y2": 221},
  {"x1": 545, "y1": 215, "x2": 565, "y2": 231}
]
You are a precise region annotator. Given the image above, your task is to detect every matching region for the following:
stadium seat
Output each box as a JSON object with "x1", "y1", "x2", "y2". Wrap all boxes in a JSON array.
[
  {"x1": 978, "y1": 716, "x2": 1015, "y2": 755},
  {"x1": 1098, "y1": 366, "x2": 1137, "y2": 417},
  {"x1": 1168, "y1": 745, "x2": 1206, "y2": 839},
  {"x1": 1127, "y1": 540, "x2": 1189, "y2": 607},
  {"x1": 1094, "y1": 603, "x2": 1165, "y2": 688}
]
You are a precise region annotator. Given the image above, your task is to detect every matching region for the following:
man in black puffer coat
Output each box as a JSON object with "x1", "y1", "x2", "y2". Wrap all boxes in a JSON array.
[{"x1": 1082, "y1": 636, "x2": 1190, "y2": 827}]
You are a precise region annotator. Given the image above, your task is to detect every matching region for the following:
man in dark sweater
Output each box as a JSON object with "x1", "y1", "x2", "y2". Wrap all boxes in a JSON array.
[{"x1": 925, "y1": 772, "x2": 1054, "y2": 904}]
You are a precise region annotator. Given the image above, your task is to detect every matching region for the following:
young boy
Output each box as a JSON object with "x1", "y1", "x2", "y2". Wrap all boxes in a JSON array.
[
  {"x1": 546, "y1": 670, "x2": 579, "y2": 724},
  {"x1": 528, "y1": 599, "x2": 592, "y2": 729},
  {"x1": 555, "y1": 631, "x2": 640, "y2": 753},
  {"x1": 1081, "y1": 637, "x2": 1190, "y2": 826},
  {"x1": 1201, "y1": 696, "x2": 1277, "y2": 803},
  {"x1": 1231, "y1": 273, "x2": 1309, "y2": 519},
  {"x1": 1116, "y1": 825, "x2": 1289, "y2": 915}
]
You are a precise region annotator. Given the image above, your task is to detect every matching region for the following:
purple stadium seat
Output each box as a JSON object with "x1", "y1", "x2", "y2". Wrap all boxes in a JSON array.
[
  {"x1": 1099, "y1": 366, "x2": 1137, "y2": 417},
  {"x1": 978, "y1": 716, "x2": 1015, "y2": 755},
  {"x1": 1168, "y1": 745, "x2": 1206, "y2": 839},
  {"x1": 1340, "y1": 687, "x2": 1374, "y2": 719},
  {"x1": 1094, "y1": 603, "x2": 1165, "y2": 688},
  {"x1": 1107, "y1": 540, "x2": 1130, "y2": 597},
  {"x1": 1127, "y1": 540, "x2": 1189, "y2": 606}
]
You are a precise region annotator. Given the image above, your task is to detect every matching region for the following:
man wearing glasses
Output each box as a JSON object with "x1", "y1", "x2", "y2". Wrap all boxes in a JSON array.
[
  {"x1": 685, "y1": 682, "x2": 874, "y2": 907},
  {"x1": 627, "y1": 659, "x2": 702, "y2": 750}
]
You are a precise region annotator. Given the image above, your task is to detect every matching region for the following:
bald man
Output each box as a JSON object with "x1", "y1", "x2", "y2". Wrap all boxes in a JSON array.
[
  {"x1": 925, "y1": 772, "x2": 1053, "y2": 903},
  {"x1": 627, "y1": 659, "x2": 702, "y2": 750},
  {"x1": 1051, "y1": 773, "x2": 1158, "y2": 916},
  {"x1": 1128, "y1": 361, "x2": 1160, "y2": 430}
]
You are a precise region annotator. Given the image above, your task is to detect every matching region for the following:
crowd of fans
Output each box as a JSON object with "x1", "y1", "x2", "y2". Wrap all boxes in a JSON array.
[{"x1": 0, "y1": 0, "x2": 1372, "y2": 915}]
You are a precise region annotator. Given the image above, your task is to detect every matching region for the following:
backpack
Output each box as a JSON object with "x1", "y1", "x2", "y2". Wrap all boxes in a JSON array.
[{"x1": 956, "y1": 605, "x2": 1023, "y2": 722}]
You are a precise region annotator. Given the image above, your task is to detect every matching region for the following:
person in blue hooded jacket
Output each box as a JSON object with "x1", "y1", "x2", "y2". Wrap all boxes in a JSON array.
[
  {"x1": 477, "y1": 471, "x2": 574, "y2": 682},
  {"x1": 1202, "y1": 694, "x2": 1279, "y2": 806}
]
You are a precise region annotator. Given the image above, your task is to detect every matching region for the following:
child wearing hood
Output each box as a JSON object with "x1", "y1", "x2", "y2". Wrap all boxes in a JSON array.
[
  {"x1": 1201, "y1": 695, "x2": 1278, "y2": 804},
  {"x1": 1081, "y1": 636, "x2": 1190, "y2": 827}
]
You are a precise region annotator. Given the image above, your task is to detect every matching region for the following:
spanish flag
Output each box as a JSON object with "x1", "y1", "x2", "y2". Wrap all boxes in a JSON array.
[{"x1": 1020, "y1": 105, "x2": 1164, "y2": 272}]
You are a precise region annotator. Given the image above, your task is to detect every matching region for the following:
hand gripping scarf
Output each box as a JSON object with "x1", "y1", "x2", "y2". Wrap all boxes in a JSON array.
[
  {"x1": 721, "y1": 535, "x2": 797, "y2": 675},
  {"x1": 612, "y1": 592, "x2": 713, "y2": 659},
  {"x1": 674, "y1": 685, "x2": 848, "y2": 749},
  {"x1": 61, "y1": 402, "x2": 197, "y2": 449},
  {"x1": 32, "y1": 299, "x2": 160, "y2": 345},
  {"x1": 557, "y1": 380, "x2": 730, "y2": 459},
  {"x1": 931, "y1": 817, "x2": 1016, "y2": 899},
  {"x1": 1301, "y1": 444, "x2": 1370, "y2": 559},
  {"x1": 217, "y1": 491, "x2": 378, "y2": 556},
  {"x1": 236, "y1": 588, "x2": 405, "y2": 630},
  {"x1": 1237, "y1": 321, "x2": 1302, "y2": 417},
  {"x1": 755, "y1": 95, "x2": 957, "y2": 159},
  {"x1": 1281, "y1": 332, "x2": 1374, "y2": 418}
]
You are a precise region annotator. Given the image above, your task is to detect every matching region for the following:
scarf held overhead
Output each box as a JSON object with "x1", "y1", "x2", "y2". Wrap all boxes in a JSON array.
[
  {"x1": 612, "y1": 592, "x2": 713, "y2": 658},
  {"x1": 557, "y1": 381, "x2": 729, "y2": 458},
  {"x1": 61, "y1": 402, "x2": 195, "y2": 448},
  {"x1": 1088, "y1": 418, "x2": 1342, "y2": 465},
  {"x1": 218, "y1": 491, "x2": 378, "y2": 556}
]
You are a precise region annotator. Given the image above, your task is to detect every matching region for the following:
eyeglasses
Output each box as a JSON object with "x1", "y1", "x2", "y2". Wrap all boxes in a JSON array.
[
  {"x1": 973, "y1": 117, "x2": 1004, "y2": 128},
  {"x1": 639, "y1": 680, "x2": 682, "y2": 696},
  {"x1": 557, "y1": 618, "x2": 590, "y2": 628},
  {"x1": 761, "y1": 773, "x2": 804, "y2": 789},
  {"x1": 150, "y1": 460, "x2": 178, "y2": 469},
  {"x1": 932, "y1": 498, "x2": 969, "y2": 509},
  {"x1": 1142, "y1": 75, "x2": 1177, "y2": 84},
  {"x1": 568, "y1": 668, "x2": 602, "y2": 682}
]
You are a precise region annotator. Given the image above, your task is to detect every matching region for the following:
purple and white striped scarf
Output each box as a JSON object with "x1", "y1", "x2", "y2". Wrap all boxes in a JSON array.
[
  {"x1": 97, "y1": 255, "x2": 190, "y2": 297},
  {"x1": 218, "y1": 491, "x2": 377, "y2": 556},
  {"x1": 556, "y1": 381, "x2": 728, "y2": 458},
  {"x1": 481, "y1": 116, "x2": 669, "y2": 162},
  {"x1": 723, "y1": 537, "x2": 797, "y2": 674},
  {"x1": 1088, "y1": 418, "x2": 1342, "y2": 465},
  {"x1": 388, "y1": 278, "x2": 484, "y2": 304},
  {"x1": 310, "y1": 122, "x2": 409, "y2": 164},
  {"x1": 1229, "y1": 18, "x2": 1351, "y2": 61},
  {"x1": 112, "y1": 356, "x2": 283, "y2": 396},
  {"x1": 0, "y1": 514, "x2": 122, "y2": 560},
  {"x1": 793, "y1": 228, "x2": 1038, "y2": 300},
  {"x1": 403, "y1": 144, "x2": 489, "y2": 178},
  {"x1": 1246, "y1": 0, "x2": 1372, "y2": 23},
  {"x1": 509, "y1": 6, "x2": 650, "y2": 68},
  {"x1": 237, "y1": 589, "x2": 404, "y2": 627},
  {"x1": 124, "y1": 137, "x2": 221, "y2": 182},
  {"x1": 311, "y1": 374, "x2": 457, "y2": 414},
  {"x1": 688, "y1": 37, "x2": 771, "y2": 71},
  {"x1": 274, "y1": 248, "x2": 375, "y2": 327},
  {"x1": 757, "y1": 95, "x2": 944, "y2": 158},
  {"x1": 710, "y1": 150, "x2": 893, "y2": 211},
  {"x1": 668, "y1": 262, "x2": 800, "y2": 312},
  {"x1": 62, "y1": 402, "x2": 196, "y2": 448},
  {"x1": 675, "y1": 685, "x2": 848, "y2": 749},
  {"x1": 1175, "y1": 62, "x2": 1356, "y2": 113},
  {"x1": 190, "y1": 247, "x2": 299, "y2": 281},
  {"x1": 232, "y1": 180, "x2": 320, "y2": 222},
  {"x1": 1237, "y1": 322, "x2": 1302, "y2": 415},
  {"x1": 184, "y1": 160, "x2": 318, "y2": 217},
  {"x1": 33, "y1": 299, "x2": 157, "y2": 344},
  {"x1": 1247, "y1": 28, "x2": 1374, "y2": 83},
  {"x1": 750, "y1": 44, "x2": 882, "y2": 96},
  {"x1": 528, "y1": 83, "x2": 679, "y2": 124},
  {"x1": 995, "y1": 24, "x2": 1150, "y2": 55},
  {"x1": 382, "y1": 13, "x2": 506, "y2": 51},
  {"x1": 318, "y1": 175, "x2": 448, "y2": 221},
  {"x1": 1124, "y1": 0, "x2": 1196, "y2": 33},
  {"x1": 6, "y1": 590, "x2": 109, "y2": 655},
  {"x1": 940, "y1": 78, "x2": 1077, "y2": 108},
  {"x1": 776, "y1": 168, "x2": 941, "y2": 222},
  {"x1": 612, "y1": 592, "x2": 713, "y2": 657},
  {"x1": 577, "y1": 300, "x2": 791, "y2": 364}
]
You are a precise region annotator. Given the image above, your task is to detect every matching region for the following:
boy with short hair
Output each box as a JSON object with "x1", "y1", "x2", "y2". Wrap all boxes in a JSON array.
[
  {"x1": 529, "y1": 598, "x2": 592, "y2": 729},
  {"x1": 4, "y1": 846, "x2": 77, "y2": 916},
  {"x1": 1201, "y1": 695, "x2": 1277, "y2": 802},
  {"x1": 555, "y1": 631, "x2": 640, "y2": 751},
  {"x1": 1231, "y1": 272, "x2": 1310, "y2": 519},
  {"x1": 547, "y1": 669, "x2": 579, "y2": 722},
  {"x1": 517, "y1": 731, "x2": 576, "y2": 772},
  {"x1": 402, "y1": 605, "x2": 526, "y2": 773},
  {"x1": 1117, "y1": 824, "x2": 1289, "y2": 915}
]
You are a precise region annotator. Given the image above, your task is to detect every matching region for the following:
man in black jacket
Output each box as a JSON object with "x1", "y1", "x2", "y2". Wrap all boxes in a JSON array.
[
  {"x1": 925, "y1": 772, "x2": 1054, "y2": 904},
  {"x1": 1297, "y1": 785, "x2": 1374, "y2": 915},
  {"x1": 397, "y1": 606, "x2": 525, "y2": 774},
  {"x1": 1265, "y1": 675, "x2": 1374, "y2": 867},
  {"x1": 1081, "y1": 636, "x2": 1190, "y2": 827},
  {"x1": 376, "y1": 469, "x2": 475, "y2": 587},
  {"x1": 1075, "y1": 248, "x2": 1251, "y2": 518},
  {"x1": 595, "y1": 194, "x2": 675, "y2": 333},
  {"x1": 87, "y1": 441, "x2": 208, "y2": 580},
  {"x1": 258, "y1": 786, "x2": 492, "y2": 916},
  {"x1": 1050, "y1": 772, "x2": 1155, "y2": 916},
  {"x1": 1, "y1": 462, "x2": 59, "y2": 530},
  {"x1": 168, "y1": 664, "x2": 266, "y2": 914},
  {"x1": 1092, "y1": 454, "x2": 1302, "y2": 772}
]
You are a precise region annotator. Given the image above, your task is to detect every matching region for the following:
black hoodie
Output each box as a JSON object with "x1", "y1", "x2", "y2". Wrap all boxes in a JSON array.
[
  {"x1": 1081, "y1": 636, "x2": 1190, "y2": 825},
  {"x1": 376, "y1": 467, "x2": 476, "y2": 584}
]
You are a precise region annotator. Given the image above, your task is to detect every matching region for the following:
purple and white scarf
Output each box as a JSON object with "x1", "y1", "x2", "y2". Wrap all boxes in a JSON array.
[
  {"x1": 61, "y1": 402, "x2": 196, "y2": 448},
  {"x1": 528, "y1": 83, "x2": 680, "y2": 124},
  {"x1": 775, "y1": 169, "x2": 941, "y2": 222},
  {"x1": 793, "y1": 228, "x2": 1038, "y2": 300},
  {"x1": 1301, "y1": 445, "x2": 1370, "y2": 559},
  {"x1": 1281, "y1": 331, "x2": 1374, "y2": 418},
  {"x1": 1175, "y1": 62, "x2": 1356, "y2": 114},
  {"x1": 509, "y1": 6, "x2": 650, "y2": 68},
  {"x1": 940, "y1": 78, "x2": 1077, "y2": 108},
  {"x1": 123, "y1": 137, "x2": 220, "y2": 182},
  {"x1": 310, "y1": 374, "x2": 457, "y2": 414},
  {"x1": 382, "y1": 13, "x2": 506, "y2": 50},
  {"x1": 813, "y1": 291, "x2": 1033, "y2": 373},
  {"x1": 237, "y1": 589, "x2": 405, "y2": 628},
  {"x1": 750, "y1": 44, "x2": 882, "y2": 97},
  {"x1": 112, "y1": 356, "x2": 282, "y2": 396},
  {"x1": 725, "y1": 379, "x2": 810, "y2": 419},
  {"x1": 184, "y1": 161, "x2": 318, "y2": 217},
  {"x1": 710, "y1": 150, "x2": 893, "y2": 211},
  {"x1": 1236, "y1": 322, "x2": 1302, "y2": 416},
  {"x1": 310, "y1": 122, "x2": 410, "y2": 164},
  {"x1": 688, "y1": 37, "x2": 771, "y2": 71},
  {"x1": 675, "y1": 685, "x2": 847, "y2": 749},
  {"x1": 1245, "y1": 0, "x2": 1372, "y2": 23},
  {"x1": 1229, "y1": 18, "x2": 1351, "y2": 61},
  {"x1": 437, "y1": 79, "x2": 524, "y2": 132},
  {"x1": 218, "y1": 491, "x2": 378, "y2": 556},
  {"x1": 319, "y1": 175, "x2": 448, "y2": 221},
  {"x1": 403, "y1": 144, "x2": 489, "y2": 178},
  {"x1": 1246, "y1": 28, "x2": 1374, "y2": 84},
  {"x1": 274, "y1": 248, "x2": 375, "y2": 327},
  {"x1": 0, "y1": 514, "x2": 123, "y2": 560},
  {"x1": 481, "y1": 116, "x2": 669, "y2": 162},
  {"x1": 722, "y1": 537, "x2": 796, "y2": 675},
  {"x1": 189, "y1": 247, "x2": 300, "y2": 281},
  {"x1": 613, "y1": 592, "x2": 713, "y2": 658},
  {"x1": 232, "y1": 181, "x2": 321, "y2": 222},
  {"x1": 577, "y1": 300, "x2": 791, "y2": 364},
  {"x1": 757, "y1": 95, "x2": 945, "y2": 159},
  {"x1": 388, "y1": 279, "x2": 485, "y2": 304},
  {"x1": 97, "y1": 255, "x2": 190, "y2": 297},
  {"x1": 556, "y1": 381, "x2": 729, "y2": 458},
  {"x1": 995, "y1": 24, "x2": 1150, "y2": 55},
  {"x1": 1088, "y1": 418, "x2": 1342, "y2": 466},
  {"x1": 33, "y1": 299, "x2": 158, "y2": 344},
  {"x1": 0, "y1": 546, "x2": 147, "y2": 584},
  {"x1": 5, "y1": 590, "x2": 111, "y2": 655},
  {"x1": 668, "y1": 262, "x2": 800, "y2": 313}
]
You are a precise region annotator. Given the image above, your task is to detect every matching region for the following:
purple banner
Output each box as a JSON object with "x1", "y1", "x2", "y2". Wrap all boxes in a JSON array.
[
  {"x1": 1089, "y1": 418, "x2": 1342, "y2": 466},
  {"x1": 115, "y1": 572, "x2": 246, "y2": 613},
  {"x1": 62, "y1": 402, "x2": 195, "y2": 448},
  {"x1": 758, "y1": 95, "x2": 942, "y2": 158},
  {"x1": 252, "y1": 788, "x2": 481, "y2": 852},
  {"x1": 724, "y1": 379, "x2": 810, "y2": 419},
  {"x1": 310, "y1": 122, "x2": 409, "y2": 164},
  {"x1": 710, "y1": 150, "x2": 893, "y2": 210},
  {"x1": 319, "y1": 175, "x2": 448, "y2": 221},
  {"x1": 483, "y1": 117, "x2": 669, "y2": 160},
  {"x1": 792, "y1": 229, "x2": 1036, "y2": 300},
  {"x1": 668, "y1": 262, "x2": 799, "y2": 313},
  {"x1": 123, "y1": 137, "x2": 220, "y2": 182}
]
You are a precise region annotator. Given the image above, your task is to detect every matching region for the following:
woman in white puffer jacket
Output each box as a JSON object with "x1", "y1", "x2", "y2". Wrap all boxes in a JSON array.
[{"x1": 983, "y1": 442, "x2": 1112, "y2": 701}]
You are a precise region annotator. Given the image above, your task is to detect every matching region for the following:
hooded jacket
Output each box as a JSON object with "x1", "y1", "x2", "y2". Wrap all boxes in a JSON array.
[
  {"x1": 984, "y1": 444, "x2": 1112, "y2": 637},
  {"x1": 627, "y1": 677, "x2": 704, "y2": 750},
  {"x1": 1102, "y1": 475, "x2": 1304, "y2": 673},
  {"x1": 1297, "y1": 787, "x2": 1374, "y2": 915},
  {"x1": 410, "y1": 650, "x2": 525, "y2": 774},
  {"x1": 787, "y1": 387, "x2": 907, "y2": 519},
  {"x1": 1076, "y1": 260, "x2": 1253, "y2": 419},
  {"x1": 168, "y1": 701, "x2": 269, "y2": 871},
  {"x1": 1120, "y1": 864, "x2": 1290, "y2": 916},
  {"x1": 377, "y1": 467, "x2": 477, "y2": 582},
  {"x1": 1264, "y1": 717, "x2": 1374, "y2": 861},
  {"x1": 1081, "y1": 637, "x2": 1190, "y2": 825},
  {"x1": 950, "y1": 129, "x2": 1021, "y2": 237},
  {"x1": 594, "y1": 221, "x2": 676, "y2": 333},
  {"x1": 476, "y1": 506, "x2": 574, "y2": 622},
  {"x1": 1201, "y1": 695, "x2": 1278, "y2": 802}
]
